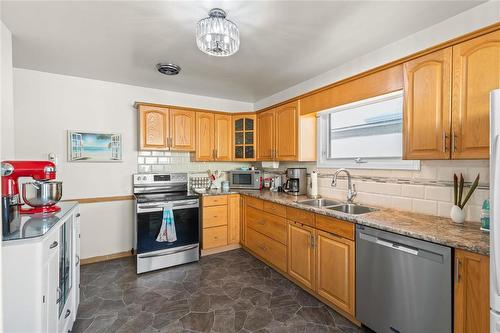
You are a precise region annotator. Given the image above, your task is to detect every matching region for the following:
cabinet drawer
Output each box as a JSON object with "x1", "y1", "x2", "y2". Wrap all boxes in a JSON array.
[
  {"x1": 286, "y1": 207, "x2": 315, "y2": 227},
  {"x1": 263, "y1": 201, "x2": 287, "y2": 218},
  {"x1": 43, "y1": 228, "x2": 60, "y2": 259},
  {"x1": 246, "y1": 227, "x2": 287, "y2": 272},
  {"x1": 203, "y1": 195, "x2": 228, "y2": 207},
  {"x1": 315, "y1": 215, "x2": 355, "y2": 240},
  {"x1": 247, "y1": 206, "x2": 287, "y2": 244},
  {"x1": 203, "y1": 226, "x2": 228, "y2": 249},
  {"x1": 203, "y1": 205, "x2": 228, "y2": 228},
  {"x1": 245, "y1": 196, "x2": 263, "y2": 210}
]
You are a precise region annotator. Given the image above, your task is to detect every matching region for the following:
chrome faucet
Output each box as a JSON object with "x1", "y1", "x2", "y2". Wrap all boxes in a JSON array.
[{"x1": 331, "y1": 168, "x2": 357, "y2": 204}]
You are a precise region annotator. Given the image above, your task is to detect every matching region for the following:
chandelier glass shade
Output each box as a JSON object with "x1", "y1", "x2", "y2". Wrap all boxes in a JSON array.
[{"x1": 196, "y1": 8, "x2": 239, "y2": 57}]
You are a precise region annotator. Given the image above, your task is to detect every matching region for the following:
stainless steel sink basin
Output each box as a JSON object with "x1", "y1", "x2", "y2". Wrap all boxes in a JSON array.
[
  {"x1": 327, "y1": 204, "x2": 378, "y2": 215},
  {"x1": 297, "y1": 198, "x2": 343, "y2": 207}
]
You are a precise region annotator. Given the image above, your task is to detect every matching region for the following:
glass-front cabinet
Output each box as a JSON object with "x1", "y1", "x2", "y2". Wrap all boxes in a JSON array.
[
  {"x1": 232, "y1": 114, "x2": 256, "y2": 161},
  {"x1": 58, "y1": 217, "x2": 73, "y2": 317}
]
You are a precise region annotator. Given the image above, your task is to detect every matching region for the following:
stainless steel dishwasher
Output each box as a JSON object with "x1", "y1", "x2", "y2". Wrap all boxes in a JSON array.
[{"x1": 356, "y1": 225, "x2": 452, "y2": 333}]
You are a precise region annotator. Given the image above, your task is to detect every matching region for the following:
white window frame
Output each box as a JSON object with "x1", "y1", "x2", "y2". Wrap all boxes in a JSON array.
[{"x1": 317, "y1": 91, "x2": 420, "y2": 170}]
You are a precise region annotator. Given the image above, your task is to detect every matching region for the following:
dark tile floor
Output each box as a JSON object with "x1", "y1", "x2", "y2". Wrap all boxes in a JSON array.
[{"x1": 73, "y1": 249, "x2": 372, "y2": 333}]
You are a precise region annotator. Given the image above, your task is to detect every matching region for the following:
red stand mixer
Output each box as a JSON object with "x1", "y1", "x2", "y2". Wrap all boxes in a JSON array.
[{"x1": 1, "y1": 161, "x2": 63, "y2": 216}]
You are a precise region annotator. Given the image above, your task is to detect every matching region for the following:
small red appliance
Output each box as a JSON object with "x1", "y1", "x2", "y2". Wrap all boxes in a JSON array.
[{"x1": 1, "y1": 160, "x2": 62, "y2": 215}]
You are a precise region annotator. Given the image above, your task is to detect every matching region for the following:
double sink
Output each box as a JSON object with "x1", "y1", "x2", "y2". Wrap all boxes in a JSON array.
[{"x1": 297, "y1": 198, "x2": 377, "y2": 215}]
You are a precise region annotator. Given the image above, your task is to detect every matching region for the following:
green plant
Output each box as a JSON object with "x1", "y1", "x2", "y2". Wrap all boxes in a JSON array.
[{"x1": 453, "y1": 173, "x2": 480, "y2": 209}]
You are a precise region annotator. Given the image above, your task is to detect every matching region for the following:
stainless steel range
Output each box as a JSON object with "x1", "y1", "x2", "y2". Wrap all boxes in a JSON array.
[{"x1": 133, "y1": 173, "x2": 200, "y2": 274}]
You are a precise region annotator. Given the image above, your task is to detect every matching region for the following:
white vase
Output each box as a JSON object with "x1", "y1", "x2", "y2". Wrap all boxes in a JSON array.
[{"x1": 450, "y1": 205, "x2": 465, "y2": 224}]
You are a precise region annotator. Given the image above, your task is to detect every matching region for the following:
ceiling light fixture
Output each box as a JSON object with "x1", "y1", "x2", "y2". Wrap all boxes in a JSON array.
[
  {"x1": 196, "y1": 8, "x2": 239, "y2": 57},
  {"x1": 156, "y1": 63, "x2": 181, "y2": 75}
]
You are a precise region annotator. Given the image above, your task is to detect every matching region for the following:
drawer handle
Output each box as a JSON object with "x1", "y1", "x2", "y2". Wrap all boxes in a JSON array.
[
  {"x1": 50, "y1": 241, "x2": 58, "y2": 249},
  {"x1": 258, "y1": 244, "x2": 267, "y2": 251},
  {"x1": 76, "y1": 213, "x2": 81, "y2": 217},
  {"x1": 213, "y1": 216, "x2": 218, "y2": 218},
  {"x1": 214, "y1": 236, "x2": 218, "y2": 240},
  {"x1": 64, "y1": 309, "x2": 71, "y2": 319},
  {"x1": 257, "y1": 219, "x2": 266, "y2": 225}
]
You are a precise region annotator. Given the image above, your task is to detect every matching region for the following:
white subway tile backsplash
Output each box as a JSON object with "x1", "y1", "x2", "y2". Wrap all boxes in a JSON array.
[
  {"x1": 138, "y1": 165, "x2": 151, "y2": 173},
  {"x1": 390, "y1": 197, "x2": 413, "y2": 211},
  {"x1": 145, "y1": 157, "x2": 157, "y2": 164},
  {"x1": 152, "y1": 165, "x2": 165, "y2": 172},
  {"x1": 356, "y1": 182, "x2": 402, "y2": 196},
  {"x1": 437, "y1": 202, "x2": 454, "y2": 218},
  {"x1": 470, "y1": 189, "x2": 489, "y2": 206},
  {"x1": 158, "y1": 157, "x2": 170, "y2": 164},
  {"x1": 412, "y1": 199, "x2": 438, "y2": 215},
  {"x1": 151, "y1": 151, "x2": 164, "y2": 157},
  {"x1": 466, "y1": 205, "x2": 482, "y2": 222},
  {"x1": 137, "y1": 157, "x2": 145, "y2": 164},
  {"x1": 138, "y1": 151, "x2": 151, "y2": 156},
  {"x1": 424, "y1": 186, "x2": 452, "y2": 202},
  {"x1": 401, "y1": 185, "x2": 425, "y2": 199}
]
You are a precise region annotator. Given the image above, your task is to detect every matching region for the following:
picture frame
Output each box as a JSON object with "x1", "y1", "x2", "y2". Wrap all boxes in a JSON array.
[{"x1": 67, "y1": 131, "x2": 122, "y2": 162}]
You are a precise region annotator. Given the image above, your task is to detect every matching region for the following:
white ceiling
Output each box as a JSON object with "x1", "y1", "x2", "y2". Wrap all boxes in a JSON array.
[{"x1": 2, "y1": 1, "x2": 484, "y2": 103}]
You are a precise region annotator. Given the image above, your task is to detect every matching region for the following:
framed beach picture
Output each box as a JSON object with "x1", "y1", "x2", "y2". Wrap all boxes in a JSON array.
[{"x1": 67, "y1": 131, "x2": 122, "y2": 162}]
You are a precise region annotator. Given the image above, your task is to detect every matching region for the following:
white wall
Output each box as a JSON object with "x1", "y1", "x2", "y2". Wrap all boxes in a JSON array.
[
  {"x1": 0, "y1": 19, "x2": 12, "y2": 332},
  {"x1": 12, "y1": 69, "x2": 253, "y2": 259},
  {"x1": 255, "y1": 1, "x2": 500, "y2": 109},
  {"x1": 1, "y1": 21, "x2": 14, "y2": 160}
]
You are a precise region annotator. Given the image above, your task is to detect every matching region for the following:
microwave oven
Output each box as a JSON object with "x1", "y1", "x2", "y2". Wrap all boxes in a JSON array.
[{"x1": 228, "y1": 170, "x2": 262, "y2": 189}]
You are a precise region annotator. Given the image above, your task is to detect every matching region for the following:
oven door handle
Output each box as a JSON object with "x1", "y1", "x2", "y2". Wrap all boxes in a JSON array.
[
  {"x1": 137, "y1": 244, "x2": 199, "y2": 258},
  {"x1": 137, "y1": 203, "x2": 199, "y2": 213}
]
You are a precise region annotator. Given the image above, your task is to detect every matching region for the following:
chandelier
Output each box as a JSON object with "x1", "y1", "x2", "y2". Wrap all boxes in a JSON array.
[{"x1": 196, "y1": 8, "x2": 240, "y2": 57}]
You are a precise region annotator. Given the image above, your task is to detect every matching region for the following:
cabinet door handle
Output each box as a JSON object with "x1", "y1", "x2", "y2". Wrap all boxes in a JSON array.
[
  {"x1": 442, "y1": 132, "x2": 448, "y2": 152},
  {"x1": 64, "y1": 309, "x2": 71, "y2": 319},
  {"x1": 452, "y1": 130, "x2": 457, "y2": 153},
  {"x1": 49, "y1": 241, "x2": 58, "y2": 249},
  {"x1": 455, "y1": 257, "x2": 461, "y2": 283},
  {"x1": 75, "y1": 255, "x2": 80, "y2": 266},
  {"x1": 310, "y1": 234, "x2": 315, "y2": 248},
  {"x1": 257, "y1": 219, "x2": 265, "y2": 225}
]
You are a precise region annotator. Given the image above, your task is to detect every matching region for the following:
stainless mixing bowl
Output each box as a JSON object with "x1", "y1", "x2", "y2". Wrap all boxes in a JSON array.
[{"x1": 22, "y1": 181, "x2": 62, "y2": 207}]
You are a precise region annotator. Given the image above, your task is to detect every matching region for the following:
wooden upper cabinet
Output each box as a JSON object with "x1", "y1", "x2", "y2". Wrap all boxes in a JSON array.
[
  {"x1": 403, "y1": 48, "x2": 452, "y2": 160},
  {"x1": 138, "y1": 105, "x2": 169, "y2": 150},
  {"x1": 452, "y1": 30, "x2": 500, "y2": 159},
  {"x1": 232, "y1": 114, "x2": 256, "y2": 161},
  {"x1": 454, "y1": 249, "x2": 489, "y2": 333},
  {"x1": 214, "y1": 114, "x2": 232, "y2": 161},
  {"x1": 316, "y1": 230, "x2": 355, "y2": 316},
  {"x1": 169, "y1": 108, "x2": 196, "y2": 151},
  {"x1": 195, "y1": 112, "x2": 215, "y2": 161},
  {"x1": 287, "y1": 221, "x2": 315, "y2": 291},
  {"x1": 275, "y1": 101, "x2": 299, "y2": 161},
  {"x1": 257, "y1": 110, "x2": 275, "y2": 160}
]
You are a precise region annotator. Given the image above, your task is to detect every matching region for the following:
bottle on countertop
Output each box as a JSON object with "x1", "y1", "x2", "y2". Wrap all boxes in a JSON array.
[{"x1": 480, "y1": 199, "x2": 490, "y2": 232}]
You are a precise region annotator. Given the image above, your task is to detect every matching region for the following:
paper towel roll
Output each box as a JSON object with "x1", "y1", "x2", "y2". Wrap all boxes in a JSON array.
[{"x1": 310, "y1": 170, "x2": 318, "y2": 197}]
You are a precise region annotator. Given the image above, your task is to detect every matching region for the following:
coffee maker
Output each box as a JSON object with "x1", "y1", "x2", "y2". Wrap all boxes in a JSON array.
[
  {"x1": 283, "y1": 168, "x2": 307, "y2": 196},
  {"x1": 1, "y1": 161, "x2": 62, "y2": 236}
]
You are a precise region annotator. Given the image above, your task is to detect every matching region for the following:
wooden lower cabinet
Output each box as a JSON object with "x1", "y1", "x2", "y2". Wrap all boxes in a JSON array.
[
  {"x1": 227, "y1": 194, "x2": 240, "y2": 244},
  {"x1": 246, "y1": 227, "x2": 287, "y2": 272},
  {"x1": 454, "y1": 249, "x2": 489, "y2": 333},
  {"x1": 202, "y1": 194, "x2": 240, "y2": 251},
  {"x1": 241, "y1": 195, "x2": 356, "y2": 322},
  {"x1": 203, "y1": 226, "x2": 228, "y2": 249},
  {"x1": 316, "y1": 230, "x2": 355, "y2": 316},
  {"x1": 287, "y1": 221, "x2": 315, "y2": 291}
]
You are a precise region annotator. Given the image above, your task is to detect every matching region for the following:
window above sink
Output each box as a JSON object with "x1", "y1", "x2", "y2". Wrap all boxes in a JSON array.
[{"x1": 317, "y1": 91, "x2": 420, "y2": 170}]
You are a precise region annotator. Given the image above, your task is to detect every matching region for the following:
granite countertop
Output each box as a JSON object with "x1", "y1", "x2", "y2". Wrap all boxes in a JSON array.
[
  {"x1": 237, "y1": 190, "x2": 490, "y2": 256},
  {"x1": 193, "y1": 188, "x2": 241, "y2": 196},
  {"x1": 3, "y1": 201, "x2": 78, "y2": 242}
]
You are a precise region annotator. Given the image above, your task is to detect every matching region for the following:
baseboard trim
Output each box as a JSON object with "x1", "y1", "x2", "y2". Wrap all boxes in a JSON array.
[
  {"x1": 201, "y1": 243, "x2": 241, "y2": 256},
  {"x1": 81, "y1": 250, "x2": 134, "y2": 265}
]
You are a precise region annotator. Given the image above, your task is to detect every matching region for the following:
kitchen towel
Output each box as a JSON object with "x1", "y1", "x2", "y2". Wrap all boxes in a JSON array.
[{"x1": 156, "y1": 204, "x2": 177, "y2": 243}]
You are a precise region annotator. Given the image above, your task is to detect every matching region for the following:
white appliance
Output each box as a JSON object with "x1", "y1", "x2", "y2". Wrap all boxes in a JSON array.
[{"x1": 491, "y1": 89, "x2": 500, "y2": 332}]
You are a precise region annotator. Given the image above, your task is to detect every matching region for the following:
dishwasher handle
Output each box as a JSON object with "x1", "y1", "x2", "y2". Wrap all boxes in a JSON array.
[{"x1": 359, "y1": 232, "x2": 419, "y2": 256}]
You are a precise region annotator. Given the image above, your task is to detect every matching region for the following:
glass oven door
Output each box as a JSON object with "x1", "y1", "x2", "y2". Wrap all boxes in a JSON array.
[{"x1": 136, "y1": 199, "x2": 199, "y2": 254}]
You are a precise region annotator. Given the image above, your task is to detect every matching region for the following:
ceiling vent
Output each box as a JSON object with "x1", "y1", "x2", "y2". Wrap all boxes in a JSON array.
[{"x1": 156, "y1": 63, "x2": 181, "y2": 75}]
